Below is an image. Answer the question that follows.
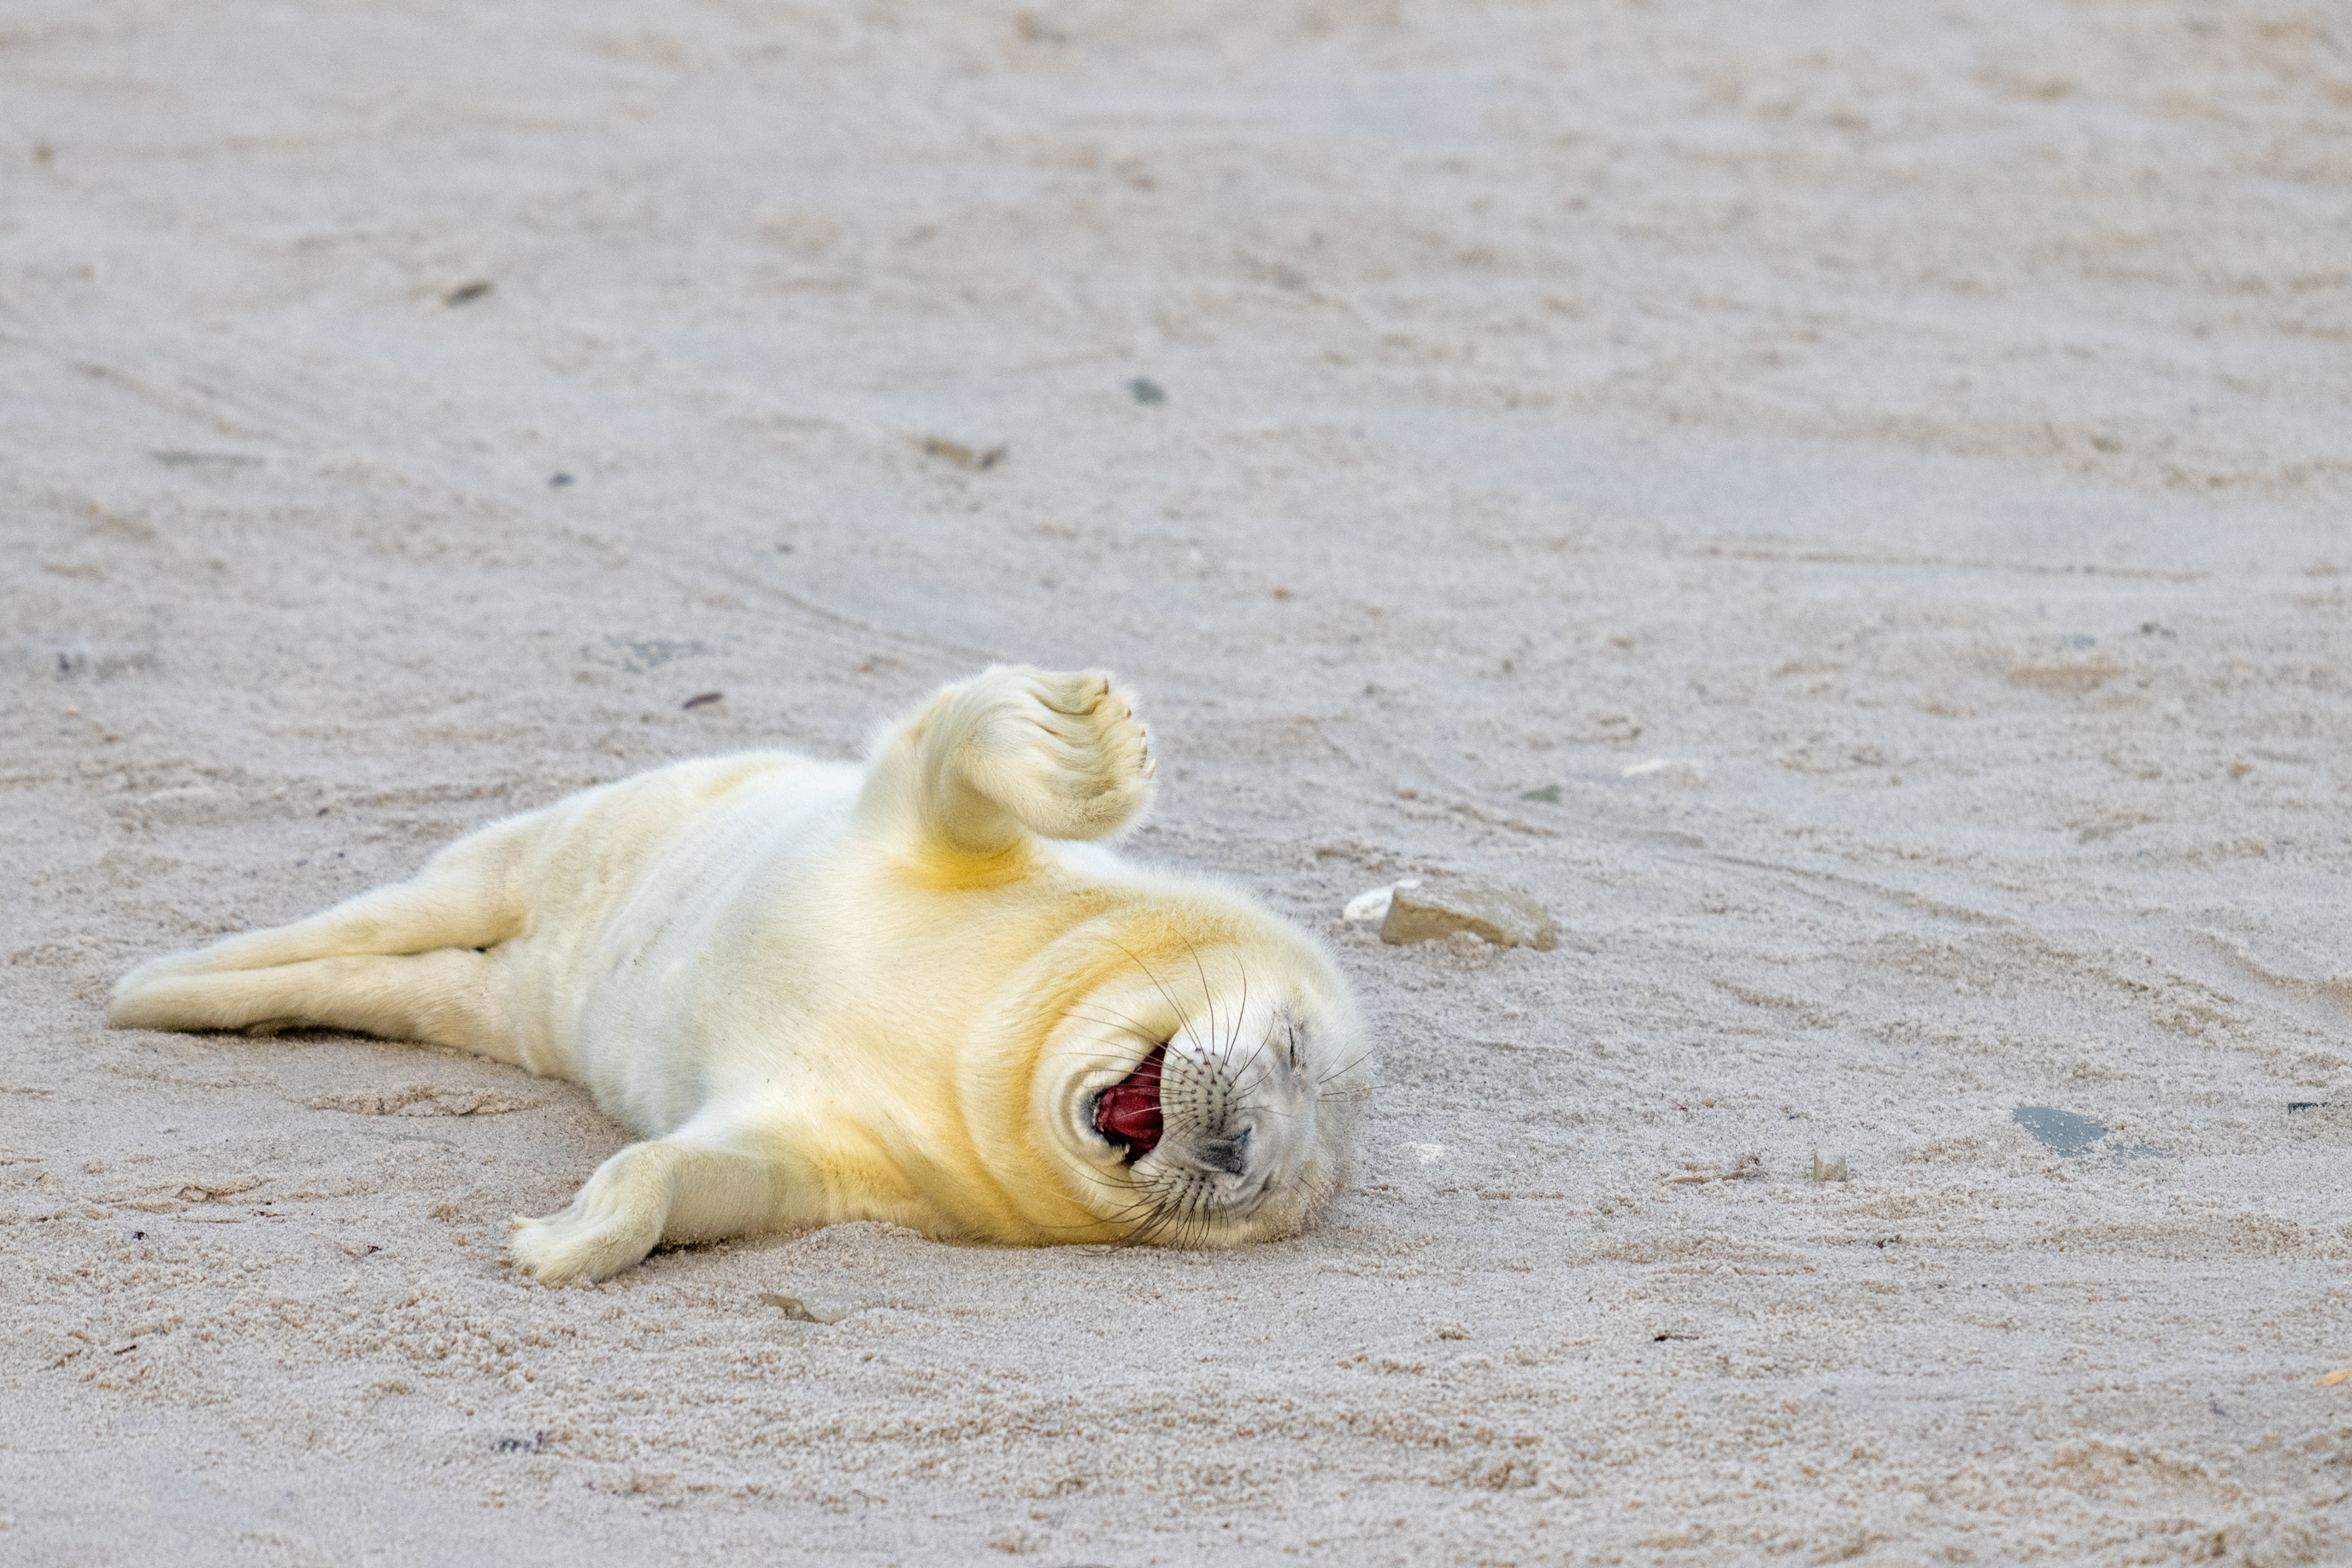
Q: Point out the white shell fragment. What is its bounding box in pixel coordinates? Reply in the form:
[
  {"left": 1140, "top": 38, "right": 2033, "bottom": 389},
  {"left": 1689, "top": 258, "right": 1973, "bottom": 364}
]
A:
[
  {"left": 1343, "top": 878, "right": 1421, "bottom": 922},
  {"left": 1621, "top": 757, "right": 1708, "bottom": 787}
]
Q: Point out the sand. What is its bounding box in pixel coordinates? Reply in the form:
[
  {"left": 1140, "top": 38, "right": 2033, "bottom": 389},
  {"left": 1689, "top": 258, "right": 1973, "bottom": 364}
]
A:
[{"left": 3, "top": 1, "right": 2349, "bottom": 1562}]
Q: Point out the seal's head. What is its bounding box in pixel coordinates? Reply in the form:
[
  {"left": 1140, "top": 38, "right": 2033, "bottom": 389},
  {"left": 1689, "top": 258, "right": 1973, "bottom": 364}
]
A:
[{"left": 1019, "top": 906, "right": 1370, "bottom": 1246}]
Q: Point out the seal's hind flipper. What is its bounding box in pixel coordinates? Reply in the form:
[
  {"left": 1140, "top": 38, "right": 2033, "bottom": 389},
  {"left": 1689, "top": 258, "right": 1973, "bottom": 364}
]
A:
[
  {"left": 108, "top": 804, "right": 547, "bottom": 1055},
  {"left": 107, "top": 947, "right": 521, "bottom": 1060}
]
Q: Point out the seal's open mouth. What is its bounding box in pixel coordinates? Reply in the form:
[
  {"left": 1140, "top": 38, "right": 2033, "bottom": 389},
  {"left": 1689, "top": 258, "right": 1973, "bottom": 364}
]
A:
[{"left": 1093, "top": 1045, "right": 1165, "bottom": 1162}]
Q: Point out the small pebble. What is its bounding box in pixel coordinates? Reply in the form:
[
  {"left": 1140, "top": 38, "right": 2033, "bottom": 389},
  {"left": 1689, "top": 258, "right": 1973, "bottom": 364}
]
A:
[
  {"left": 920, "top": 435, "right": 1007, "bottom": 470},
  {"left": 1130, "top": 378, "right": 1166, "bottom": 404},
  {"left": 758, "top": 1291, "right": 856, "bottom": 1324},
  {"left": 443, "top": 279, "right": 494, "bottom": 307}
]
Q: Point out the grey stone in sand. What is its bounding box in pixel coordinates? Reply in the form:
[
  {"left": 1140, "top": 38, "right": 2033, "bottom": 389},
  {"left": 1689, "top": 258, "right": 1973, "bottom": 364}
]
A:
[
  {"left": 599, "top": 635, "right": 710, "bottom": 674},
  {"left": 1381, "top": 874, "right": 1555, "bottom": 950},
  {"left": 32, "top": 642, "right": 159, "bottom": 680},
  {"left": 2014, "top": 1105, "right": 2104, "bottom": 1157}
]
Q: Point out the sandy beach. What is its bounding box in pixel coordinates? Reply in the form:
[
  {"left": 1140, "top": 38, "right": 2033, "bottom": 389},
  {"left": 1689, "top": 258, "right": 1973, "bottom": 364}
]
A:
[{"left": 3, "top": 1, "right": 2349, "bottom": 1562}]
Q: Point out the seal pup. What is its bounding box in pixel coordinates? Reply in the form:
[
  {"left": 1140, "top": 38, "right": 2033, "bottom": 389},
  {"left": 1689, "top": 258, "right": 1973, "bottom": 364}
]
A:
[{"left": 109, "top": 666, "right": 1371, "bottom": 1282}]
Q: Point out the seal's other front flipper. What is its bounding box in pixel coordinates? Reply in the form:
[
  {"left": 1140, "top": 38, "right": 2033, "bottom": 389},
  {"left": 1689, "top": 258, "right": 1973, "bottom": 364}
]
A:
[{"left": 509, "top": 1132, "right": 789, "bottom": 1284}]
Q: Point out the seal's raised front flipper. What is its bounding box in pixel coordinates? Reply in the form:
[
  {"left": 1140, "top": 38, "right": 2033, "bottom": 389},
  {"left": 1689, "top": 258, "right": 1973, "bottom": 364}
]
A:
[{"left": 858, "top": 664, "right": 1155, "bottom": 859}]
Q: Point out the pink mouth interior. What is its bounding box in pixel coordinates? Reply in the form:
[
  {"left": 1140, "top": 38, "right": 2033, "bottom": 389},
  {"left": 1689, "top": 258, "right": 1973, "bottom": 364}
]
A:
[{"left": 1093, "top": 1045, "right": 1165, "bottom": 1160}]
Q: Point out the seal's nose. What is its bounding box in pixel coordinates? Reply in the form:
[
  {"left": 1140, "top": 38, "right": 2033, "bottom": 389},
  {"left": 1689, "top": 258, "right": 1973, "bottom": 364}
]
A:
[{"left": 1195, "top": 1127, "right": 1250, "bottom": 1176}]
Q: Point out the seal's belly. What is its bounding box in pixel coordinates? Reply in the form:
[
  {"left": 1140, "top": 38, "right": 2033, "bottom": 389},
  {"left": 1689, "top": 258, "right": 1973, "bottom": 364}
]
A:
[
  {"left": 499, "top": 754, "right": 858, "bottom": 1128},
  {"left": 478, "top": 741, "right": 1231, "bottom": 1244},
  {"left": 501, "top": 753, "right": 1112, "bottom": 1222}
]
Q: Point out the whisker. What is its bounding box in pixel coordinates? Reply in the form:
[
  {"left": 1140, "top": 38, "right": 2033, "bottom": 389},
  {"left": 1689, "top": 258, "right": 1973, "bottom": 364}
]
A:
[
  {"left": 1317, "top": 1048, "right": 1373, "bottom": 1087},
  {"left": 1062, "top": 995, "right": 1167, "bottom": 1040},
  {"left": 1060, "top": 1007, "right": 1157, "bottom": 1042},
  {"left": 1111, "top": 940, "right": 1194, "bottom": 1039},
  {"left": 1181, "top": 936, "right": 1218, "bottom": 1062}
]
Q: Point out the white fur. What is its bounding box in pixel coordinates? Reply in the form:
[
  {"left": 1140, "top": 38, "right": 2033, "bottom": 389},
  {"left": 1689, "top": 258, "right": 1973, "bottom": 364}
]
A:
[{"left": 111, "top": 667, "right": 1370, "bottom": 1282}]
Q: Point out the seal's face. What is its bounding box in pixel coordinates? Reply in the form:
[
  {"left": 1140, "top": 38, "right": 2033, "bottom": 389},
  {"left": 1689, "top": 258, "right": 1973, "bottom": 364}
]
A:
[{"left": 1038, "top": 943, "right": 1367, "bottom": 1246}]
